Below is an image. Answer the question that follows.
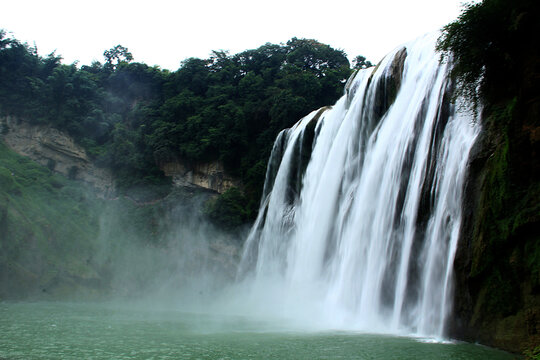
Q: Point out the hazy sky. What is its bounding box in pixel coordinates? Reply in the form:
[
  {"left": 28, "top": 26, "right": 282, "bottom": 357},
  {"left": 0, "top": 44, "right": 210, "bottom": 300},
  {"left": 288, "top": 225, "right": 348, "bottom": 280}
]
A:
[{"left": 2, "top": 0, "right": 467, "bottom": 70}]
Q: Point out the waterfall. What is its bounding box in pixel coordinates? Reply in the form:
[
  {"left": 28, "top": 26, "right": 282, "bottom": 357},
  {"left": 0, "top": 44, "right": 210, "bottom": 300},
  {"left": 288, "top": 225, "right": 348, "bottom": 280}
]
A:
[{"left": 237, "top": 33, "right": 479, "bottom": 338}]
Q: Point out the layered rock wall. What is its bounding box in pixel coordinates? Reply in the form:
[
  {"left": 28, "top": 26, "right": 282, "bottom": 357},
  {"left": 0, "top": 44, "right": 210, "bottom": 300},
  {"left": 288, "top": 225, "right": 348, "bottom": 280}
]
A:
[
  {"left": 160, "top": 159, "right": 241, "bottom": 194},
  {"left": 1, "top": 117, "right": 115, "bottom": 196},
  {"left": 1, "top": 117, "right": 242, "bottom": 196}
]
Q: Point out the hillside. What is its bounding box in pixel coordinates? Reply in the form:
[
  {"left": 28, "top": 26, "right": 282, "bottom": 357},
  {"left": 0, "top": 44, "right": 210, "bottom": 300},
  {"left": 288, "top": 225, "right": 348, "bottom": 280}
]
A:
[{"left": 0, "top": 138, "right": 240, "bottom": 300}]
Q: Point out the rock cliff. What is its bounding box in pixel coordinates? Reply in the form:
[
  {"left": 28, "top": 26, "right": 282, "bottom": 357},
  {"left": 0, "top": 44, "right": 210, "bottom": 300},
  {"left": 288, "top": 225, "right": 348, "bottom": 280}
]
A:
[
  {"left": 160, "top": 159, "right": 241, "bottom": 194},
  {"left": 451, "top": 91, "right": 540, "bottom": 354},
  {"left": 1, "top": 117, "right": 242, "bottom": 197},
  {"left": 1, "top": 117, "right": 115, "bottom": 196}
]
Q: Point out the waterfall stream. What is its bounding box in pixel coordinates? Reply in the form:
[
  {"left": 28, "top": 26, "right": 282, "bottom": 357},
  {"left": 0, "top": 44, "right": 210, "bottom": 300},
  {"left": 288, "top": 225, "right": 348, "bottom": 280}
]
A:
[{"left": 237, "top": 33, "right": 479, "bottom": 338}]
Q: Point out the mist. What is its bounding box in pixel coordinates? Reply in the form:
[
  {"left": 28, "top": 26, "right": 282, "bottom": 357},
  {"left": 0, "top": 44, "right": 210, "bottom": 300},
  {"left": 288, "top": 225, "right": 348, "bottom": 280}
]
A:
[{"left": 85, "top": 187, "right": 248, "bottom": 311}]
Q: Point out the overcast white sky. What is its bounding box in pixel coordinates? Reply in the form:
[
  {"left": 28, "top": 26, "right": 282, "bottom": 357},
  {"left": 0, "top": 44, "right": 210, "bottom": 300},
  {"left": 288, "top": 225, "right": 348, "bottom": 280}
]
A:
[{"left": 1, "top": 0, "right": 467, "bottom": 70}]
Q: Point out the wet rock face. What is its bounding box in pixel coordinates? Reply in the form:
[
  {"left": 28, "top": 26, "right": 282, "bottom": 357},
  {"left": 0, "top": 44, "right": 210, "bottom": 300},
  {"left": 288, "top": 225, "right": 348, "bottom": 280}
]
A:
[
  {"left": 0, "top": 117, "right": 241, "bottom": 196},
  {"left": 388, "top": 47, "right": 408, "bottom": 98},
  {"left": 1, "top": 117, "right": 115, "bottom": 196},
  {"left": 370, "top": 47, "right": 408, "bottom": 123},
  {"left": 450, "top": 95, "right": 540, "bottom": 353},
  {"left": 160, "top": 159, "right": 241, "bottom": 194}
]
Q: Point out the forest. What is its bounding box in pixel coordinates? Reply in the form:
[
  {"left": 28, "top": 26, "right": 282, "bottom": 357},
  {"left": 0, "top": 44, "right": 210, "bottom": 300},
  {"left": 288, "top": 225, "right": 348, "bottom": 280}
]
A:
[{"left": 0, "top": 33, "right": 372, "bottom": 225}]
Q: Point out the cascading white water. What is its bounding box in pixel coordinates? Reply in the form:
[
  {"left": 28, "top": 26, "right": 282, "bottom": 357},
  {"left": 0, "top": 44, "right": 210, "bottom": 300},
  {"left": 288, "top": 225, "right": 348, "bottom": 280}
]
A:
[{"left": 237, "top": 33, "right": 479, "bottom": 338}]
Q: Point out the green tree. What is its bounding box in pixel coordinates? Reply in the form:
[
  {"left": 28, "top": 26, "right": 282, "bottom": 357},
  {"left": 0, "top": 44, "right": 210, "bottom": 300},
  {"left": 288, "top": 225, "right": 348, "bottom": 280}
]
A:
[
  {"left": 285, "top": 37, "right": 350, "bottom": 77},
  {"left": 437, "top": 0, "right": 539, "bottom": 104},
  {"left": 103, "top": 45, "right": 133, "bottom": 69},
  {"left": 204, "top": 187, "right": 249, "bottom": 229},
  {"left": 352, "top": 55, "right": 373, "bottom": 69}
]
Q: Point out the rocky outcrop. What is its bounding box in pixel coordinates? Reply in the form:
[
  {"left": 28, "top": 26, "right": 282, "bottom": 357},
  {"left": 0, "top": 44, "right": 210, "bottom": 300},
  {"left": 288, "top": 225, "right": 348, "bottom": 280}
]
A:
[
  {"left": 368, "top": 47, "right": 407, "bottom": 123},
  {"left": 160, "top": 159, "right": 241, "bottom": 194},
  {"left": 451, "top": 94, "right": 540, "bottom": 354},
  {"left": 1, "top": 117, "right": 115, "bottom": 196}
]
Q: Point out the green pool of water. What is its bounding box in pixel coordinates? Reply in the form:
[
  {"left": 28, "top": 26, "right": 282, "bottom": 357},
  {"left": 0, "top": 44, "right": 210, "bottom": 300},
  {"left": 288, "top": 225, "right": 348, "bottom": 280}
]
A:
[{"left": 0, "top": 302, "right": 514, "bottom": 359}]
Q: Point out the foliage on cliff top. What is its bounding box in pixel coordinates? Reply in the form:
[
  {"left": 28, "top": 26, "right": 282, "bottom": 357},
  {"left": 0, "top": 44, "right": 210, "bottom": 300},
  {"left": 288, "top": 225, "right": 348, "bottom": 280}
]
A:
[
  {"left": 437, "top": 0, "right": 540, "bottom": 105},
  {"left": 0, "top": 31, "right": 362, "bottom": 219}
]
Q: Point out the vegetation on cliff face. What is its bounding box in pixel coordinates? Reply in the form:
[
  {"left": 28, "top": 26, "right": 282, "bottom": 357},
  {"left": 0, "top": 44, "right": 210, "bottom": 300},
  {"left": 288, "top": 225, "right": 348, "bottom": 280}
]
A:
[
  {"left": 437, "top": 0, "right": 539, "bottom": 106},
  {"left": 438, "top": 0, "right": 540, "bottom": 354},
  {"left": 0, "top": 140, "right": 240, "bottom": 299},
  {"left": 0, "top": 31, "right": 361, "bottom": 225},
  {"left": 0, "top": 140, "right": 102, "bottom": 298}
]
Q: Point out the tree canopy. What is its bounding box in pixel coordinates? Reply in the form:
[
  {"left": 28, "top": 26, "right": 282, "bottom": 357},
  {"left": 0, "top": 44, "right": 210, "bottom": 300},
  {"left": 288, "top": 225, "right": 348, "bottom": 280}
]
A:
[
  {"left": 0, "top": 31, "right": 366, "bottom": 222},
  {"left": 103, "top": 45, "right": 133, "bottom": 69},
  {"left": 437, "top": 0, "right": 540, "bottom": 105}
]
